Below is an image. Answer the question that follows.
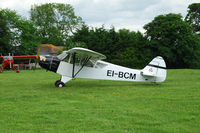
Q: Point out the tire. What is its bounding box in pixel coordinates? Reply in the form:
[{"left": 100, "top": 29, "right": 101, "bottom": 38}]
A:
[
  {"left": 55, "top": 80, "right": 61, "bottom": 86},
  {"left": 55, "top": 81, "right": 65, "bottom": 87}
]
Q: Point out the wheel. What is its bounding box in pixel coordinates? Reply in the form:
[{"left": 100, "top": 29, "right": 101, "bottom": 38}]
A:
[
  {"left": 55, "top": 81, "right": 65, "bottom": 87},
  {"left": 55, "top": 80, "right": 61, "bottom": 86}
]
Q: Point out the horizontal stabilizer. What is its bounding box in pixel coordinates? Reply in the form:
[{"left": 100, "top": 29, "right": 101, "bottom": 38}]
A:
[{"left": 141, "top": 70, "right": 156, "bottom": 77}]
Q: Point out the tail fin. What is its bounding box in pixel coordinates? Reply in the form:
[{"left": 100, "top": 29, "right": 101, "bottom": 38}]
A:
[{"left": 141, "top": 56, "right": 167, "bottom": 82}]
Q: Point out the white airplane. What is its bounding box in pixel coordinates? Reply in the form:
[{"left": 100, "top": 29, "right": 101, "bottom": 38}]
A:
[{"left": 39, "top": 47, "right": 167, "bottom": 87}]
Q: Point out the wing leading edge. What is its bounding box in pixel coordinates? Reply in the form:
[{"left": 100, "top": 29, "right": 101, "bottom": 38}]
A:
[{"left": 66, "top": 47, "right": 106, "bottom": 61}]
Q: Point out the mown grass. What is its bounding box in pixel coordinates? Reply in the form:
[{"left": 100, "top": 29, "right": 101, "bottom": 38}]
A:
[{"left": 0, "top": 69, "right": 200, "bottom": 133}]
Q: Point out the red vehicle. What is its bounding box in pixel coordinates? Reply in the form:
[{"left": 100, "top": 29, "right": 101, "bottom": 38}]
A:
[
  {"left": 0, "top": 55, "right": 18, "bottom": 73},
  {"left": 0, "top": 55, "right": 37, "bottom": 73}
]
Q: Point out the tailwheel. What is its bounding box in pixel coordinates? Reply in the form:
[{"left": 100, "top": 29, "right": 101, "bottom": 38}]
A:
[{"left": 55, "top": 80, "right": 65, "bottom": 87}]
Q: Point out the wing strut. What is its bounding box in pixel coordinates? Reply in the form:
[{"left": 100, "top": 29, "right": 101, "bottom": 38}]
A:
[
  {"left": 72, "top": 53, "right": 91, "bottom": 78},
  {"left": 72, "top": 53, "right": 76, "bottom": 78}
]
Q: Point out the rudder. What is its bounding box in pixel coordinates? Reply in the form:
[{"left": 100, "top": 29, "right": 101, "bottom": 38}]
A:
[{"left": 141, "top": 56, "right": 167, "bottom": 82}]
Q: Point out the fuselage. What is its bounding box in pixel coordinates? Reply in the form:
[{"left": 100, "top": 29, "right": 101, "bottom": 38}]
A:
[
  {"left": 38, "top": 47, "right": 166, "bottom": 87},
  {"left": 39, "top": 56, "right": 165, "bottom": 83}
]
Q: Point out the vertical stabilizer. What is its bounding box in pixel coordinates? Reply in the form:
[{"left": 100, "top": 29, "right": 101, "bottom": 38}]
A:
[{"left": 141, "top": 56, "right": 167, "bottom": 82}]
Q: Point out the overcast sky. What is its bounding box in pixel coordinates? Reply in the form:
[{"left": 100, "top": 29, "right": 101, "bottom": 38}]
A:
[{"left": 0, "top": 0, "right": 199, "bottom": 32}]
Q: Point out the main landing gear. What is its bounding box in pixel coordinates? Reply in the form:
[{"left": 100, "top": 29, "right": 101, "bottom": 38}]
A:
[
  {"left": 55, "top": 80, "right": 65, "bottom": 87},
  {"left": 55, "top": 76, "right": 72, "bottom": 87}
]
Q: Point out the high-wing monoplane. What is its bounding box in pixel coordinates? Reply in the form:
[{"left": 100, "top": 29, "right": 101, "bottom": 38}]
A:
[{"left": 39, "top": 47, "right": 167, "bottom": 87}]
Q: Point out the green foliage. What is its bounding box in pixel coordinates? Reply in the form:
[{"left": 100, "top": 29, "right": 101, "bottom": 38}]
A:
[
  {"left": 185, "top": 3, "right": 200, "bottom": 35},
  {"left": 115, "top": 30, "right": 153, "bottom": 68},
  {"left": 0, "top": 9, "right": 19, "bottom": 55},
  {"left": 0, "top": 9, "right": 40, "bottom": 55},
  {"left": 30, "top": 3, "right": 84, "bottom": 46},
  {"left": 59, "top": 42, "right": 88, "bottom": 54},
  {"left": 0, "top": 10, "right": 11, "bottom": 54},
  {"left": 66, "top": 42, "right": 87, "bottom": 50},
  {"left": 144, "top": 13, "right": 200, "bottom": 68},
  {"left": 0, "top": 69, "right": 200, "bottom": 132},
  {"left": 16, "top": 20, "right": 40, "bottom": 55}
]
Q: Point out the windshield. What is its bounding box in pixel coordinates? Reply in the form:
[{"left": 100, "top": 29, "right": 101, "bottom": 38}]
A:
[{"left": 57, "top": 52, "right": 68, "bottom": 60}]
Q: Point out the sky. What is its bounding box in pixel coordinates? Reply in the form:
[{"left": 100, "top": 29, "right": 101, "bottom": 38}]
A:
[{"left": 0, "top": 0, "right": 199, "bottom": 32}]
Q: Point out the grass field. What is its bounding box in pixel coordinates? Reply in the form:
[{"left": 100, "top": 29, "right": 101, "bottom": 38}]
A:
[{"left": 0, "top": 69, "right": 200, "bottom": 133}]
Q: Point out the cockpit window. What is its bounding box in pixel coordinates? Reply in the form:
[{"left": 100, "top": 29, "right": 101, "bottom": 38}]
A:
[
  {"left": 73, "top": 56, "right": 94, "bottom": 67},
  {"left": 62, "top": 53, "right": 95, "bottom": 67},
  {"left": 61, "top": 53, "right": 108, "bottom": 68},
  {"left": 57, "top": 52, "right": 68, "bottom": 60},
  {"left": 85, "top": 60, "right": 94, "bottom": 67},
  {"left": 63, "top": 54, "right": 70, "bottom": 62}
]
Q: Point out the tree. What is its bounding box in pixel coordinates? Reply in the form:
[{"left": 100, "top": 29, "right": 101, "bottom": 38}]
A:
[
  {"left": 30, "top": 3, "right": 84, "bottom": 46},
  {"left": 144, "top": 13, "right": 200, "bottom": 68},
  {"left": 16, "top": 20, "right": 40, "bottom": 55},
  {"left": 0, "top": 10, "right": 11, "bottom": 55},
  {"left": 0, "top": 9, "right": 22, "bottom": 55},
  {"left": 113, "top": 30, "right": 152, "bottom": 68},
  {"left": 0, "top": 9, "right": 40, "bottom": 55},
  {"left": 185, "top": 3, "right": 200, "bottom": 35}
]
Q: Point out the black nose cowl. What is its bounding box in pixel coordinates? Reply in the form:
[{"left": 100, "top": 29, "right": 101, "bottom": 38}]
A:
[{"left": 39, "top": 56, "right": 60, "bottom": 72}]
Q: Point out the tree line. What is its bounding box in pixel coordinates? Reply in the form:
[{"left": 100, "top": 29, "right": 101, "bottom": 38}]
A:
[{"left": 0, "top": 3, "right": 200, "bottom": 68}]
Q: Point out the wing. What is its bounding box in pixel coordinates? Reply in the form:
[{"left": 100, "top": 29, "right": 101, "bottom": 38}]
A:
[{"left": 66, "top": 47, "right": 106, "bottom": 61}]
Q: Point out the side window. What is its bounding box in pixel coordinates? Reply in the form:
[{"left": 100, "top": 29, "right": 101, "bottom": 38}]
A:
[
  {"left": 77, "top": 57, "right": 94, "bottom": 67},
  {"left": 95, "top": 62, "right": 107, "bottom": 68},
  {"left": 67, "top": 54, "right": 83, "bottom": 65},
  {"left": 85, "top": 60, "right": 94, "bottom": 67}
]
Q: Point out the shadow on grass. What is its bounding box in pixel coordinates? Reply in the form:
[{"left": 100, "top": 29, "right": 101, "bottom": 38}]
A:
[{"left": 55, "top": 79, "right": 164, "bottom": 89}]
